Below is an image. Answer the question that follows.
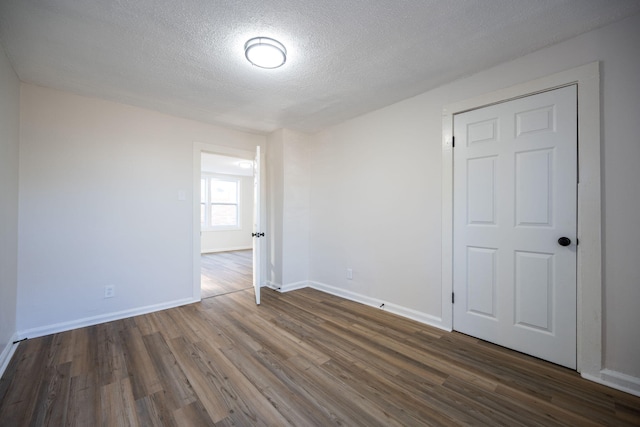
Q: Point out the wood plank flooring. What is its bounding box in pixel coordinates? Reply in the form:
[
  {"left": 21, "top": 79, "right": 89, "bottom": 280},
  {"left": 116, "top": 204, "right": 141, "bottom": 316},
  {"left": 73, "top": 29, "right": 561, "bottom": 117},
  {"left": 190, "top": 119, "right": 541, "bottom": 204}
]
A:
[
  {"left": 201, "top": 250, "right": 252, "bottom": 299},
  {"left": 1, "top": 287, "right": 639, "bottom": 426}
]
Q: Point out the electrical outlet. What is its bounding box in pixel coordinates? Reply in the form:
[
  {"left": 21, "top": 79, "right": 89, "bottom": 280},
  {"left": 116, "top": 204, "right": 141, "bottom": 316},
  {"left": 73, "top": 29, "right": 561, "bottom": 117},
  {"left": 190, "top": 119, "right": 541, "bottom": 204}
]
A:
[
  {"left": 346, "top": 268, "right": 353, "bottom": 280},
  {"left": 104, "top": 285, "right": 115, "bottom": 298}
]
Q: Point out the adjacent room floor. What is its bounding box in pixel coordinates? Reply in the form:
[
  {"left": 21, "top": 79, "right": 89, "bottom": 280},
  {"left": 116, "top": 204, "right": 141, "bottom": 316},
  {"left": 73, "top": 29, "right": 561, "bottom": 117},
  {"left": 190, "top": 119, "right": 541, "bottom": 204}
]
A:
[{"left": 200, "top": 249, "right": 252, "bottom": 299}]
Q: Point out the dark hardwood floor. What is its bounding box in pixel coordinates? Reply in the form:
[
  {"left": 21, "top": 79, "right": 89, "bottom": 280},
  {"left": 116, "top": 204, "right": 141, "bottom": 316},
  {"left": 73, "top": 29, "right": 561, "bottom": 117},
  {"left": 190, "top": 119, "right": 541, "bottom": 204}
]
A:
[
  {"left": 1, "top": 287, "right": 639, "bottom": 426},
  {"left": 201, "top": 250, "right": 252, "bottom": 299}
]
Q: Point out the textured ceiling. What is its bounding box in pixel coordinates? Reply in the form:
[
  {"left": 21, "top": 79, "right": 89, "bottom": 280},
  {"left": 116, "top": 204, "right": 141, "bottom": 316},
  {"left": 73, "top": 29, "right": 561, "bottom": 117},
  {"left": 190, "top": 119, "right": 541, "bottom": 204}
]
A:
[{"left": 1, "top": 1, "right": 639, "bottom": 134}]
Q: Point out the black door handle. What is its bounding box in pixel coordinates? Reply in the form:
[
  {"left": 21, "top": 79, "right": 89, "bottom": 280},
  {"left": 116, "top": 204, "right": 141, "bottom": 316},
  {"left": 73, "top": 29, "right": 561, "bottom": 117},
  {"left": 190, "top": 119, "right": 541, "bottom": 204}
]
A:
[{"left": 558, "top": 237, "right": 571, "bottom": 247}]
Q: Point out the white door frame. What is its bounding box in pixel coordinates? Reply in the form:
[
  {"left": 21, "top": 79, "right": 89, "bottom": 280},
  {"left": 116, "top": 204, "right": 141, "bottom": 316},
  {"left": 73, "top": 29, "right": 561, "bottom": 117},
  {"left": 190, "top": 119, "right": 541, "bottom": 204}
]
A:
[
  {"left": 192, "top": 142, "right": 266, "bottom": 301},
  {"left": 441, "top": 62, "right": 601, "bottom": 377}
]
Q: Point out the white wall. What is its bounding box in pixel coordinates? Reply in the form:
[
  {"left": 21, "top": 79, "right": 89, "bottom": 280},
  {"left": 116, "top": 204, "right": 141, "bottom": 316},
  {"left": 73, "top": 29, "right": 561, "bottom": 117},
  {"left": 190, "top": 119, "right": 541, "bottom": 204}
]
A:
[
  {"left": 267, "top": 129, "right": 310, "bottom": 289},
  {"left": 17, "top": 84, "right": 264, "bottom": 335},
  {"left": 282, "top": 130, "right": 310, "bottom": 286},
  {"left": 308, "top": 13, "right": 640, "bottom": 387},
  {"left": 267, "top": 130, "right": 284, "bottom": 286},
  {"left": 309, "top": 96, "right": 442, "bottom": 320},
  {"left": 0, "top": 43, "right": 20, "bottom": 368},
  {"left": 200, "top": 174, "right": 254, "bottom": 253}
]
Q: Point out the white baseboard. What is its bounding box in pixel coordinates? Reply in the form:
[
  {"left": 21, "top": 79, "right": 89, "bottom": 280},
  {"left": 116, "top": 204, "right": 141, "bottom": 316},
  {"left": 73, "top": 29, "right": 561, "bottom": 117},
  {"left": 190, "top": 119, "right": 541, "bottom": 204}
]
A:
[
  {"left": 308, "top": 281, "right": 449, "bottom": 332},
  {"left": 582, "top": 369, "right": 640, "bottom": 397},
  {"left": 264, "top": 281, "right": 280, "bottom": 290},
  {"left": 265, "top": 281, "right": 309, "bottom": 293},
  {"left": 201, "top": 246, "right": 252, "bottom": 254},
  {"left": 0, "top": 333, "right": 18, "bottom": 377},
  {"left": 0, "top": 332, "right": 19, "bottom": 378},
  {"left": 17, "top": 297, "right": 199, "bottom": 340},
  {"left": 280, "top": 281, "right": 310, "bottom": 292}
]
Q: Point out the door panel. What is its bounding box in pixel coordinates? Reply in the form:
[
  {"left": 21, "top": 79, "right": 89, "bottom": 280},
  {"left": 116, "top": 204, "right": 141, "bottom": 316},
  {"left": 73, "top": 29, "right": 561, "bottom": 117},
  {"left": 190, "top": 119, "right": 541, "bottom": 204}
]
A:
[
  {"left": 467, "top": 157, "right": 497, "bottom": 225},
  {"left": 453, "top": 85, "right": 577, "bottom": 369},
  {"left": 466, "top": 246, "right": 497, "bottom": 318},
  {"left": 515, "top": 149, "right": 553, "bottom": 226},
  {"left": 514, "top": 250, "right": 553, "bottom": 332}
]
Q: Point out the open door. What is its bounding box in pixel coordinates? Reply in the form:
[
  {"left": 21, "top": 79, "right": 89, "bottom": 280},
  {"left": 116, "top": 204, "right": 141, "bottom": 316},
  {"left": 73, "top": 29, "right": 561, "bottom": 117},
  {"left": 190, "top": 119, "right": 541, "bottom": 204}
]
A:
[{"left": 252, "top": 146, "right": 262, "bottom": 304}]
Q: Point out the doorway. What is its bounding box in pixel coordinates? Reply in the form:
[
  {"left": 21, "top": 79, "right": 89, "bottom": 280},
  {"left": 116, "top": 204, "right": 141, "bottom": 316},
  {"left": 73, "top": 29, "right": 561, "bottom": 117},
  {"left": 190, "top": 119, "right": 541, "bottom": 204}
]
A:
[
  {"left": 441, "top": 62, "right": 602, "bottom": 379},
  {"left": 193, "top": 142, "right": 264, "bottom": 304},
  {"left": 200, "top": 152, "right": 254, "bottom": 298}
]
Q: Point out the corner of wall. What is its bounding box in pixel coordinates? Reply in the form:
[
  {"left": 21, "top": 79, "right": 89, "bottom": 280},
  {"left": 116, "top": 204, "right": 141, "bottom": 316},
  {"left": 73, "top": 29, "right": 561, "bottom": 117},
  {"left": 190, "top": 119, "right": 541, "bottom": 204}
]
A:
[
  {"left": 267, "top": 280, "right": 309, "bottom": 293},
  {"left": 0, "top": 40, "right": 20, "bottom": 380}
]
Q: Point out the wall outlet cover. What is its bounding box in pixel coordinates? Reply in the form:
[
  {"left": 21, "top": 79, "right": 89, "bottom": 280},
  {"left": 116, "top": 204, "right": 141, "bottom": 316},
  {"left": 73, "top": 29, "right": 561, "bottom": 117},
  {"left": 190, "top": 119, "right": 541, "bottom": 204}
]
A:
[{"left": 104, "top": 285, "right": 115, "bottom": 298}]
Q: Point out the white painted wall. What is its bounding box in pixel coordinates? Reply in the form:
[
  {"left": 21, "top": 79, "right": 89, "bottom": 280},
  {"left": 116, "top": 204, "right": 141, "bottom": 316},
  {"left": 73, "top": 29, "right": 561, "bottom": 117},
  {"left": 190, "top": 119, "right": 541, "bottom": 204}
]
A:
[
  {"left": 309, "top": 96, "right": 441, "bottom": 317},
  {"left": 0, "top": 43, "right": 20, "bottom": 369},
  {"left": 200, "top": 174, "right": 254, "bottom": 253},
  {"left": 282, "top": 130, "right": 310, "bottom": 287},
  {"left": 266, "top": 129, "right": 310, "bottom": 289},
  {"left": 267, "top": 130, "right": 284, "bottom": 287},
  {"left": 17, "top": 84, "right": 264, "bottom": 335},
  {"left": 308, "top": 13, "right": 640, "bottom": 387}
]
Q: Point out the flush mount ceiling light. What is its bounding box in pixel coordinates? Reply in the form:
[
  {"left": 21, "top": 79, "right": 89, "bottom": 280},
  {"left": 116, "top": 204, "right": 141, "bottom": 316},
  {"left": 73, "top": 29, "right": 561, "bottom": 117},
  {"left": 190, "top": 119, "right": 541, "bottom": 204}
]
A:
[{"left": 244, "top": 37, "right": 286, "bottom": 69}]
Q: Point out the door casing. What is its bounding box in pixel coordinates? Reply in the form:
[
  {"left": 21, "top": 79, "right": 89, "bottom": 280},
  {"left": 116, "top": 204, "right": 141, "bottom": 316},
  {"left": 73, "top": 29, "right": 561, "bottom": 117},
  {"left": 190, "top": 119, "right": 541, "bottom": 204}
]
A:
[{"left": 441, "top": 62, "right": 601, "bottom": 376}]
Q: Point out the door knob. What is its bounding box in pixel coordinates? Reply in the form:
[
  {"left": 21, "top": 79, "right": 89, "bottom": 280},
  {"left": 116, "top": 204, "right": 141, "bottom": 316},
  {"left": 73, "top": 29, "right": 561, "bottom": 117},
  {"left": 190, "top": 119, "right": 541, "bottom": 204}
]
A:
[{"left": 558, "top": 237, "right": 571, "bottom": 247}]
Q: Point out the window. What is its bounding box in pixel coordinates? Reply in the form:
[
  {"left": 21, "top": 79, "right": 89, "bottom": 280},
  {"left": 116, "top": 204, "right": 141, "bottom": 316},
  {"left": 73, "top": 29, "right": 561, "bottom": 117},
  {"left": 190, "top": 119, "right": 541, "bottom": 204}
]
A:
[{"left": 201, "top": 175, "right": 240, "bottom": 230}]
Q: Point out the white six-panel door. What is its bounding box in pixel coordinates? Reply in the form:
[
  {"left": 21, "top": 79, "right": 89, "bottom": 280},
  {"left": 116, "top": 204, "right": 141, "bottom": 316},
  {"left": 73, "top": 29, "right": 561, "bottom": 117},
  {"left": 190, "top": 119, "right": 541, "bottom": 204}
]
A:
[{"left": 453, "top": 86, "right": 577, "bottom": 369}]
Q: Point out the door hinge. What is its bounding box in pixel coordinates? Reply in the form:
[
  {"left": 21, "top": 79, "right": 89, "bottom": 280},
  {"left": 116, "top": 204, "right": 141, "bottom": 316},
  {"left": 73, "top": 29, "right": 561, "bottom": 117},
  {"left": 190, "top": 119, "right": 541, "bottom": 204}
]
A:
[
  {"left": 452, "top": 292, "right": 455, "bottom": 304},
  {"left": 252, "top": 232, "right": 265, "bottom": 238},
  {"left": 452, "top": 136, "right": 455, "bottom": 148}
]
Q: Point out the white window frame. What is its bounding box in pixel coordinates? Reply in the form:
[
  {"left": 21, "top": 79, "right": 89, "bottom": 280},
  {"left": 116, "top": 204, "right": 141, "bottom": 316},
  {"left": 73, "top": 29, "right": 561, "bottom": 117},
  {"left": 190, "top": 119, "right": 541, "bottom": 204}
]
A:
[{"left": 201, "top": 174, "right": 241, "bottom": 231}]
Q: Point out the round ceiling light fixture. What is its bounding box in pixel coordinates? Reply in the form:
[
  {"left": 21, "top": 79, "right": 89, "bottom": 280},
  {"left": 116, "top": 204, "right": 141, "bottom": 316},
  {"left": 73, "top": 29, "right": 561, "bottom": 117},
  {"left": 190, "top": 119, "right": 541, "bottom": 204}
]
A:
[{"left": 244, "top": 37, "right": 286, "bottom": 69}]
